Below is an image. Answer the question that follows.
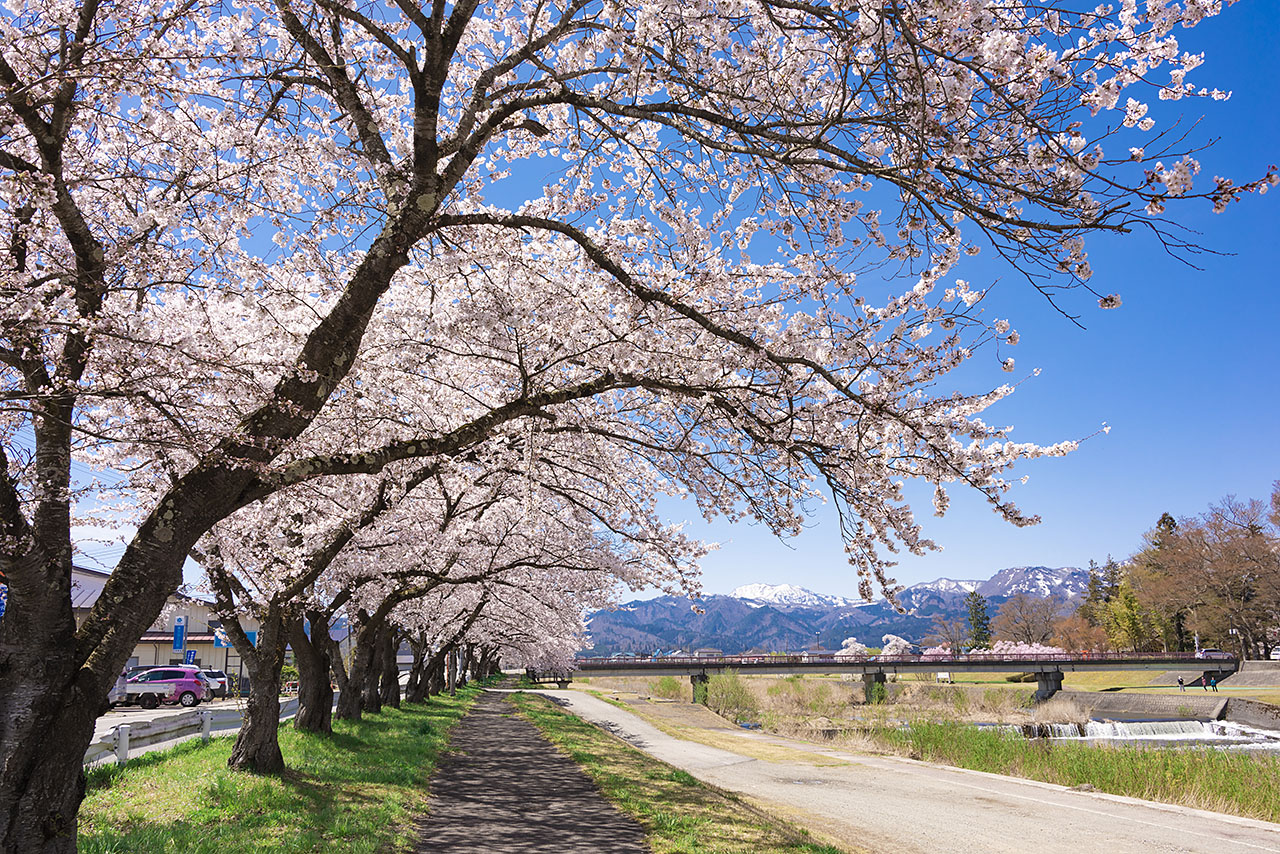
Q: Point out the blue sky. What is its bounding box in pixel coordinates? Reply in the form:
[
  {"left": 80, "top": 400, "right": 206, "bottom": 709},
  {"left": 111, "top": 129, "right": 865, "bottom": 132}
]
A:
[{"left": 647, "top": 2, "right": 1280, "bottom": 599}]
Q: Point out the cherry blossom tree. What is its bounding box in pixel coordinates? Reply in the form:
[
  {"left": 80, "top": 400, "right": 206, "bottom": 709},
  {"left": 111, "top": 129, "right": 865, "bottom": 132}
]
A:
[
  {"left": 835, "top": 636, "right": 870, "bottom": 658},
  {"left": 880, "top": 633, "right": 914, "bottom": 656},
  {"left": 1, "top": 0, "right": 1271, "bottom": 847}
]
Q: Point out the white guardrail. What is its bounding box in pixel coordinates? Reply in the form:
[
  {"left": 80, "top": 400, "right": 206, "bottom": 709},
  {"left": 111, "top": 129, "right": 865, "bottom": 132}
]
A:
[{"left": 83, "top": 698, "right": 300, "bottom": 768}]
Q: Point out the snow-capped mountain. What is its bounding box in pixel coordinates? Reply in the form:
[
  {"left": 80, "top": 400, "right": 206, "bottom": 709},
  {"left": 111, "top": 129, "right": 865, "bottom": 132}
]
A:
[
  {"left": 729, "top": 583, "right": 857, "bottom": 609},
  {"left": 583, "top": 565, "right": 1091, "bottom": 655},
  {"left": 906, "top": 577, "right": 981, "bottom": 595},
  {"left": 977, "top": 566, "right": 1090, "bottom": 600}
]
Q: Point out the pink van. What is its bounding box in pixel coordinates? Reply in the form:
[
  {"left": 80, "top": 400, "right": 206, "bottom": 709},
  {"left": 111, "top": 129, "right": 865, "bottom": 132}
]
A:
[{"left": 123, "top": 666, "right": 213, "bottom": 708}]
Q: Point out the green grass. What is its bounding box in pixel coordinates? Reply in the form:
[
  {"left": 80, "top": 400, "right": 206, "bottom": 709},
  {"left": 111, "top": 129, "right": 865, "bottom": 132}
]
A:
[
  {"left": 78, "top": 687, "right": 483, "bottom": 853},
  {"left": 511, "top": 693, "right": 850, "bottom": 853},
  {"left": 874, "top": 720, "right": 1280, "bottom": 822}
]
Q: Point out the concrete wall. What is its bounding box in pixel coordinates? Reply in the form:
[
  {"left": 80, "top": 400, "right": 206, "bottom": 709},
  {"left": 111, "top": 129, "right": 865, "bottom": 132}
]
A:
[
  {"left": 1057, "top": 690, "right": 1228, "bottom": 720},
  {"left": 1223, "top": 697, "right": 1280, "bottom": 729},
  {"left": 1222, "top": 660, "right": 1280, "bottom": 687}
]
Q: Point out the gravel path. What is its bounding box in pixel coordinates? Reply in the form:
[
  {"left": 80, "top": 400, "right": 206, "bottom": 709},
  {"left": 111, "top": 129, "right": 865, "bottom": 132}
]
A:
[
  {"left": 534, "top": 689, "right": 1280, "bottom": 854},
  {"left": 412, "top": 689, "right": 648, "bottom": 853}
]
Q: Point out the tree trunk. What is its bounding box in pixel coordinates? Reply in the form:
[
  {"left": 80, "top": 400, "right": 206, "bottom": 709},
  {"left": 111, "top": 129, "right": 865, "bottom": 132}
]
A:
[
  {"left": 378, "top": 629, "right": 400, "bottom": 709},
  {"left": 425, "top": 653, "right": 446, "bottom": 697},
  {"left": 404, "top": 636, "right": 425, "bottom": 703},
  {"left": 227, "top": 612, "right": 287, "bottom": 774},
  {"left": 362, "top": 627, "right": 383, "bottom": 715},
  {"left": 445, "top": 649, "right": 457, "bottom": 696},
  {"left": 335, "top": 607, "right": 395, "bottom": 721},
  {"left": 0, "top": 526, "right": 186, "bottom": 851},
  {"left": 0, "top": 659, "right": 98, "bottom": 854},
  {"left": 289, "top": 611, "right": 334, "bottom": 734}
]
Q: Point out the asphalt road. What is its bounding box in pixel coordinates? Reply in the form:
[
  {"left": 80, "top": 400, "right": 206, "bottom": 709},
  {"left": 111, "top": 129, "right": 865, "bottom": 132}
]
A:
[{"left": 531, "top": 689, "right": 1280, "bottom": 854}]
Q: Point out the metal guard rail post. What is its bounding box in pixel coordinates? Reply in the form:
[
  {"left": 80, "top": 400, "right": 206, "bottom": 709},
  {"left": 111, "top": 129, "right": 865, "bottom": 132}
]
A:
[{"left": 83, "top": 698, "right": 301, "bottom": 768}]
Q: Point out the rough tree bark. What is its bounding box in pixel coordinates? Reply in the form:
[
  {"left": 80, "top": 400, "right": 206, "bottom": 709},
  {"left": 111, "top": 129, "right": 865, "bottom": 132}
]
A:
[
  {"left": 377, "top": 629, "right": 400, "bottom": 709},
  {"left": 225, "top": 610, "right": 289, "bottom": 774},
  {"left": 335, "top": 610, "right": 385, "bottom": 721},
  {"left": 404, "top": 635, "right": 428, "bottom": 703},
  {"left": 289, "top": 610, "right": 334, "bottom": 735}
]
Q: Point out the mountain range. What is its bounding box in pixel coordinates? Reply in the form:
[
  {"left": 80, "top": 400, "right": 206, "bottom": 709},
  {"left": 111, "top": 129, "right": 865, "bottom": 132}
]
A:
[{"left": 583, "top": 565, "right": 1089, "bottom": 656}]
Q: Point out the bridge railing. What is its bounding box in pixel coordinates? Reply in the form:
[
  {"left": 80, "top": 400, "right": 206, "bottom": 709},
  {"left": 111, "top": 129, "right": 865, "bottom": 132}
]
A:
[{"left": 571, "top": 650, "right": 1235, "bottom": 669}]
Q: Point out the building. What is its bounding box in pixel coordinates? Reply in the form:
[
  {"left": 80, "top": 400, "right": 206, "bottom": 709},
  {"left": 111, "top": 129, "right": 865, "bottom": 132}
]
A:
[{"left": 69, "top": 566, "right": 260, "bottom": 678}]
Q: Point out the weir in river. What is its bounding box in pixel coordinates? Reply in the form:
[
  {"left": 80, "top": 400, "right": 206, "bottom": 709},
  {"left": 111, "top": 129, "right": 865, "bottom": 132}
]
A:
[{"left": 1013, "top": 719, "right": 1280, "bottom": 750}]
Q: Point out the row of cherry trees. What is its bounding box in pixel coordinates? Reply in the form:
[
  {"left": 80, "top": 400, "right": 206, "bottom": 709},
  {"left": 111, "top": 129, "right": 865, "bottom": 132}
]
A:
[{"left": 1, "top": 0, "right": 1270, "bottom": 849}]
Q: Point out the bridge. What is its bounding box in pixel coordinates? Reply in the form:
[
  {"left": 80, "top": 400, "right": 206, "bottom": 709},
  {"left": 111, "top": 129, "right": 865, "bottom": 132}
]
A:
[{"left": 567, "top": 652, "right": 1239, "bottom": 702}]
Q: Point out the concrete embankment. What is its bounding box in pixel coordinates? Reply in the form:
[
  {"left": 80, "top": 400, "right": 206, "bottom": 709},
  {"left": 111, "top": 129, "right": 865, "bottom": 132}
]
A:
[
  {"left": 1059, "top": 690, "right": 1228, "bottom": 720},
  {"left": 1223, "top": 697, "right": 1280, "bottom": 730},
  {"left": 1224, "top": 661, "right": 1280, "bottom": 688}
]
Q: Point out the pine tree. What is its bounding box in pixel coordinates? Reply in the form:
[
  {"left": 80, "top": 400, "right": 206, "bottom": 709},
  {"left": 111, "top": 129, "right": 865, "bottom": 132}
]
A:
[
  {"left": 1102, "top": 555, "right": 1123, "bottom": 595},
  {"left": 965, "top": 589, "right": 992, "bottom": 649},
  {"left": 1079, "top": 560, "right": 1106, "bottom": 626}
]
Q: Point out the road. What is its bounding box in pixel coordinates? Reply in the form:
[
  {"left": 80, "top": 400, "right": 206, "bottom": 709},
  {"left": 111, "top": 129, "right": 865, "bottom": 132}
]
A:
[{"left": 530, "top": 689, "right": 1280, "bottom": 854}]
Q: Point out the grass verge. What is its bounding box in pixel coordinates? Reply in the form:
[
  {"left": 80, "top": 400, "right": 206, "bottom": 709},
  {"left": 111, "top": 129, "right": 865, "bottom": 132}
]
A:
[
  {"left": 78, "top": 687, "right": 483, "bottom": 854},
  {"left": 875, "top": 720, "right": 1280, "bottom": 822},
  {"left": 510, "top": 692, "right": 850, "bottom": 854}
]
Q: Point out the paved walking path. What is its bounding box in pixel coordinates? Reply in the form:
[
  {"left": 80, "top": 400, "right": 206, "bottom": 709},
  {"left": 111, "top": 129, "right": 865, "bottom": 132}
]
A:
[
  {"left": 412, "top": 689, "right": 647, "bottom": 852},
  {"left": 534, "top": 689, "right": 1280, "bottom": 854}
]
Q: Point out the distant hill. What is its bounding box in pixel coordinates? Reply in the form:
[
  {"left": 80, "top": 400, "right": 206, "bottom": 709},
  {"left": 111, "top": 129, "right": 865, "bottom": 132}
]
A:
[{"left": 583, "top": 566, "right": 1089, "bottom": 656}]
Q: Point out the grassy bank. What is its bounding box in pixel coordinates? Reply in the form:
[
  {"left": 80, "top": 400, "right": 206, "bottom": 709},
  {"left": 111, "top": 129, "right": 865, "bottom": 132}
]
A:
[
  {"left": 510, "top": 692, "right": 849, "bottom": 854},
  {"left": 79, "top": 687, "right": 482, "bottom": 854},
  {"left": 872, "top": 720, "right": 1280, "bottom": 822}
]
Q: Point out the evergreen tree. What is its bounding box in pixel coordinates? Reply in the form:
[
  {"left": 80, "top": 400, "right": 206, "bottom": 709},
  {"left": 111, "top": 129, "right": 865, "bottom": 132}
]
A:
[
  {"left": 1102, "top": 555, "right": 1123, "bottom": 595},
  {"left": 965, "top": 589, "right": 992, "bottom": 649},
  {"left": 1080, "top": 559, "right": 1107, "bottom": 626}
]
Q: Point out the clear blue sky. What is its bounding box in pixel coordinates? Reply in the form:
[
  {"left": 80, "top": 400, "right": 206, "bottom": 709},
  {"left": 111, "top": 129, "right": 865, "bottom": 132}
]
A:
[{"left": 648, "top": 1, "right": 1280, "bottom": 600}]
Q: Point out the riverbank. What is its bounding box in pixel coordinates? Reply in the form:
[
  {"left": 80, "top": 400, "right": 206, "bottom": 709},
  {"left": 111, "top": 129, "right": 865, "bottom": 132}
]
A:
[
  {"left": 540, "top": 689, "right": 1280, "bottom": 853},
  {"left": 573, "top": 673, "right": 1280, "bottom": 823}
]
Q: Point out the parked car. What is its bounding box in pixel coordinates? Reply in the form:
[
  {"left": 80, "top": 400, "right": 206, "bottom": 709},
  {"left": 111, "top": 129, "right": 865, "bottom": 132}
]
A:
[
  {"left": 122, "top": 666, "right": 212, "bottom": 708},
  {"left": 1195, "top": 647, "right": 1232, "bottom": 660},
  {"left": 200, "top": 669, "right": 229, "bottom": 699}
]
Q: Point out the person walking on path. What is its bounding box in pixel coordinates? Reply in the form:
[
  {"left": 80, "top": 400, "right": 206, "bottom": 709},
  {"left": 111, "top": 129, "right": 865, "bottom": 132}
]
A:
[
  {"left": 1210, "top": 676, "right": 1218, "bottom": 692},
  {"left": 412, "top": 687, "right": 648, "bottom": 853},
  {"left": 1201, "top": 675, "right": 1208, "bottom": 691},
  {"left": 1177, "top": 676, "right": 1185, "bottom": 692}
]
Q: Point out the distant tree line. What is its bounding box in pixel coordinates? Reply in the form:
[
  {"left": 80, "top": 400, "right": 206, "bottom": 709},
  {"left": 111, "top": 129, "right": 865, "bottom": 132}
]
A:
[{"left": 927, "top": 482, "right": 1279, "bottom": 659}]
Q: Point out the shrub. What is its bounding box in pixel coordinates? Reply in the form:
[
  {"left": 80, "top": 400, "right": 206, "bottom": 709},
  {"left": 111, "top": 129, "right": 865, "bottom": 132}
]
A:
[
  {"left": 868, "top": 681, "right": 889, "bottom": 705},
  {"left": 707, "top": 670, "right": 759, "bottom": 721},
  {"left": 649, "top": 675, "right": 685, "bottom": 700}
]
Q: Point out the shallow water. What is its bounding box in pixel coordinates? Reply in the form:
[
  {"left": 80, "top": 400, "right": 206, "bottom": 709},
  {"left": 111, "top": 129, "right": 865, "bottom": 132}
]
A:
[{"left": 1009, "top": 719, "right": 1280, "bottom": 752}]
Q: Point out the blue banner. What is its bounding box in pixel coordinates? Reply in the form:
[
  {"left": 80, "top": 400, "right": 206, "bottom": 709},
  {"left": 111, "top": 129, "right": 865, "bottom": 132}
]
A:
[
  {"left": 172, "top": 616, "right": 186, "bottom": 651},
  {"left": 0, "top": 583, "right": 7, "bottom": 621},
  {"left": 184, "top": 649, "right": 197, "bottom": 665}
]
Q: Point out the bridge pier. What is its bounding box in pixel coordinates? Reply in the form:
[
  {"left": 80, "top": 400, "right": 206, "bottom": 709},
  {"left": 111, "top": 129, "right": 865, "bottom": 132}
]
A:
[
  {"left": 1034, "top": 670, "right": 1064, "bottom": 701},
  {"left": 862, "top": 672, "right": 887, "bottom": 703},
  {"left": 691, "top": 672, "right": 710, "bottom": 705}
]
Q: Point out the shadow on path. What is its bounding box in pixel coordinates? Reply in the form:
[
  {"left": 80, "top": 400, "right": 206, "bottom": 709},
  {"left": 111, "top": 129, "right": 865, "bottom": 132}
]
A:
[{"left": 412, "top": 689, "right": 648, "bottom": 852}]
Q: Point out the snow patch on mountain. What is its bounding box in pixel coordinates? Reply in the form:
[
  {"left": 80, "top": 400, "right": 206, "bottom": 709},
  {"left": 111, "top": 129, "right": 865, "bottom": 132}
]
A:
[
  {"left": 730, "top": 583, "right": 856, "bottom": 608},
  {"left": 909, "top": 577, "right": 981, "bottom": 594}
]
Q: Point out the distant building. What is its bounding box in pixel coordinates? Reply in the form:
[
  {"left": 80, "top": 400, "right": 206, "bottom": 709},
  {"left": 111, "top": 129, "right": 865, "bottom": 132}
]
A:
[{"left": 71, "top": 565, "right": 260, "bottom": 678}]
